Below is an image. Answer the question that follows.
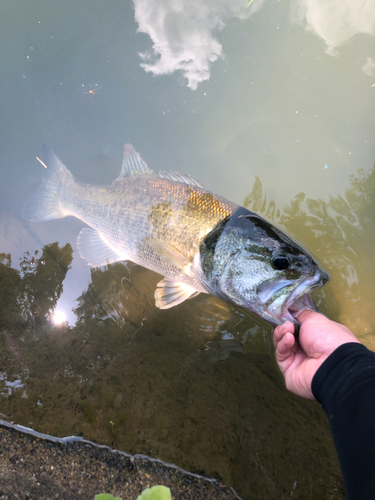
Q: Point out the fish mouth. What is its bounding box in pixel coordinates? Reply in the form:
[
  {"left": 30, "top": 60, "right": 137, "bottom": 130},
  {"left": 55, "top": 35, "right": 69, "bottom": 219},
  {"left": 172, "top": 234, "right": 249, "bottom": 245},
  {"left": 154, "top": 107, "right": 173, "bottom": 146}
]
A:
[
  {"left": 260, "top": 270, "right": 329, "bottom": 325},
  {"left": 280, "top": 274, "right": 321, "bottom": 323}
]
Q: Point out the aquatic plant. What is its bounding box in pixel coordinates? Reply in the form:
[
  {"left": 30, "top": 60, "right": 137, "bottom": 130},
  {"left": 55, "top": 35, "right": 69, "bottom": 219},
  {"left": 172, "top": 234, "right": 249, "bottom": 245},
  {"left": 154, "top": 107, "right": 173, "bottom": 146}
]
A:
[{"left": 95, "top": 485, "right": 172, "bottom": 500}]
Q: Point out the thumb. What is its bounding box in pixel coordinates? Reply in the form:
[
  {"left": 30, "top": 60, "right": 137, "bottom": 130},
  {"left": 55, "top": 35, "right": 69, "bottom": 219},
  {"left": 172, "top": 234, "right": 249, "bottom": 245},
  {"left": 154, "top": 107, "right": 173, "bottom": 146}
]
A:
[
  {"left": 288, "top": 302, "right": 322, "bottom": 324},
  {"left": 294, "top": 308, "right": 322, "bottom": 324}
]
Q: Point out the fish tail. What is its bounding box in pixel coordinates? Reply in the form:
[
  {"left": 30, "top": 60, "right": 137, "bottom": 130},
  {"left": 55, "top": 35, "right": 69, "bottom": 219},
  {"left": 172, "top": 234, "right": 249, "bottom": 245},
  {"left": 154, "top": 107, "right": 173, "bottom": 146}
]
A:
[{"left": 23, "top": 145, "right": 75, "bottom": 222}]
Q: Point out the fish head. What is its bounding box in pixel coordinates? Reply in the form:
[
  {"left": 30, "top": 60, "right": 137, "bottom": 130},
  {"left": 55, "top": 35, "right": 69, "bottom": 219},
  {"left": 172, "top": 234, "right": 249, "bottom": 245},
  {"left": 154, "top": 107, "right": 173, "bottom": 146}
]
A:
[{"left": 198, "top": 208, "right": 329, "bottom": 326}]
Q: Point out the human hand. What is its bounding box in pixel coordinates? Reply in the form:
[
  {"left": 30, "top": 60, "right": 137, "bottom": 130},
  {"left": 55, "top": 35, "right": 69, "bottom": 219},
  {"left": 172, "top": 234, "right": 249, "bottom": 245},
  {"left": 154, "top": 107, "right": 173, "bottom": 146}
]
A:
[{"left": 273, "top": 304, "right": 361, "bottom": 400}]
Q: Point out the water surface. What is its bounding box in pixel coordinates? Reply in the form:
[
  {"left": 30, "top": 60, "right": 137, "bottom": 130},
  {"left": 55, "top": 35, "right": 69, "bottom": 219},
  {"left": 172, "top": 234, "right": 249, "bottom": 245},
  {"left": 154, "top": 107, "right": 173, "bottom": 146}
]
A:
[{"left": 1, "top": 0, "right": 374, "bottom": 498}]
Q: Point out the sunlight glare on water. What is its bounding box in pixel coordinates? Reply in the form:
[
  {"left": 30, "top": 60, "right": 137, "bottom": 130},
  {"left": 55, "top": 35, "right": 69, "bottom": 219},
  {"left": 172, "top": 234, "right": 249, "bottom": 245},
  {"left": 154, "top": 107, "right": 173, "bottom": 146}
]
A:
[{"left": 51, "top": 310, "right": 67, "bottom": 326}]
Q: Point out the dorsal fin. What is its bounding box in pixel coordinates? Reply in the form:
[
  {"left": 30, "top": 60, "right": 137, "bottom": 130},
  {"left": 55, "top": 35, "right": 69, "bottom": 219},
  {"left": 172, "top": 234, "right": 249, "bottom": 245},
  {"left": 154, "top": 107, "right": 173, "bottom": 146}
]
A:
[
  {"left": 118, "top": 144, "right": 154, "bottom": 178},
  {"left": 158, "top": 170, "right": 205, "bottom": 188}
]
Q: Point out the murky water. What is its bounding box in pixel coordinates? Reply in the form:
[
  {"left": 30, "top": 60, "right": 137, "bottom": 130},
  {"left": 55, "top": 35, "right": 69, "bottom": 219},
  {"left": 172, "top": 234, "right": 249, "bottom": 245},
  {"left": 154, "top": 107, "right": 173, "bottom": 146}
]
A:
[{"left": 1, "top": 0, "right": 374, "bottom": 498}]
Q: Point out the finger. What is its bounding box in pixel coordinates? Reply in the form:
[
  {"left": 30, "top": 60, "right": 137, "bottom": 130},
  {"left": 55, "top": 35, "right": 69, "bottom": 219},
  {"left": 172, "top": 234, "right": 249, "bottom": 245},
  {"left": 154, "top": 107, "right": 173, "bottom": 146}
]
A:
[
  {"left": 293, "top": 307, "right": 322, "bottom": 323},
  {"left": 288, "top": 300, "right": 313, "bottom": 316},
  {"left": 273, "top": 321, "right": 294, "bottom": 347},
  {"left": 275, "top": 331, "right": 296, "bottom": 363},
  {"left": 288, "top": 301, "right": 324, "bottom": 323}
]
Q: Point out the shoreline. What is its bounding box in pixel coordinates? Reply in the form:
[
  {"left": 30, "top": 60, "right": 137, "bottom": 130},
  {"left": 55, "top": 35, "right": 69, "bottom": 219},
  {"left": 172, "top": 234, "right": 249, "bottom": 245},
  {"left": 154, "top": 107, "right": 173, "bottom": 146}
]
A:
[{"left": 0, "top": 421, "right": 240, "bottom": 500}]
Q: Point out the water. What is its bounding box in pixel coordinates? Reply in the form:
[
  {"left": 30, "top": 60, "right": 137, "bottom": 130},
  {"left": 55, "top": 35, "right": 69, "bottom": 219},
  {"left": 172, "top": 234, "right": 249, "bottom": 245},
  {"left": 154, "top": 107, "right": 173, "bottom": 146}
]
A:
[{"left": 1, "top": 0, "right": 374, "bottom": 498}]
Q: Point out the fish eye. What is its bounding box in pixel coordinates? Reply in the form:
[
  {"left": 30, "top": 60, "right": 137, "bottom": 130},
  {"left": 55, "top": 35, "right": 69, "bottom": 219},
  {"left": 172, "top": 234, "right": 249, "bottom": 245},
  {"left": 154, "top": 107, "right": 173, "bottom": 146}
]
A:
[{"left": 272, "top": 254, "right": 290, "bottom": 270}]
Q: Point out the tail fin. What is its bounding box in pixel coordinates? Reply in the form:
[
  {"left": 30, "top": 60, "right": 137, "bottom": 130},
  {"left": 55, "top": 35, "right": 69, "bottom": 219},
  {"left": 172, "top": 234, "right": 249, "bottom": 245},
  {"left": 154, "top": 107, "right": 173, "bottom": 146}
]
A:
[{"left": 23, "top": 145, "right": 75, "bottom": 222}]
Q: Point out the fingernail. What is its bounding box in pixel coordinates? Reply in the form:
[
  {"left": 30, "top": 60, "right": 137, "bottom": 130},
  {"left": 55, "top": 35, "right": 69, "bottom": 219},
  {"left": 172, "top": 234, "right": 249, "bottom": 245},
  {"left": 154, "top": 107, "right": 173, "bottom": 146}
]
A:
[{"left": 278, "top": 322, "right": 287, "bottom": 334}]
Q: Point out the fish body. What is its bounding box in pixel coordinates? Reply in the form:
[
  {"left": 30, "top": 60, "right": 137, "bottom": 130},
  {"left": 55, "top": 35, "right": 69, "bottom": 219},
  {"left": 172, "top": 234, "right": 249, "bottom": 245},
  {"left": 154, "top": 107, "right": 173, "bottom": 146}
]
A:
[{"left": 23, "top": 144, "right": 329, "bottom": 325}]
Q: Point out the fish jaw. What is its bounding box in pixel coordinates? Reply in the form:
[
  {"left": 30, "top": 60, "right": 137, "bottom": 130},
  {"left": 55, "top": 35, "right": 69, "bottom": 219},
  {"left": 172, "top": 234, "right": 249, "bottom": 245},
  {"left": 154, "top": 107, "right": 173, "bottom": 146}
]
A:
[
  {"left": 259, "top": 270, "right": 329, "bottom": 325},
  {"left": 198, "top": 249, "right": 329, "bottom": 327}
]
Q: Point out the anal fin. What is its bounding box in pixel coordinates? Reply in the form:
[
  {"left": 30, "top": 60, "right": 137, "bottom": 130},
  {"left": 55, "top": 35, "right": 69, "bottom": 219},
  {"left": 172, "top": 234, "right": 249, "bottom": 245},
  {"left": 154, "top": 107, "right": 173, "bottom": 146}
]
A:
[{"left": 155, "top": 278, "right": 200, "bottom": 309}]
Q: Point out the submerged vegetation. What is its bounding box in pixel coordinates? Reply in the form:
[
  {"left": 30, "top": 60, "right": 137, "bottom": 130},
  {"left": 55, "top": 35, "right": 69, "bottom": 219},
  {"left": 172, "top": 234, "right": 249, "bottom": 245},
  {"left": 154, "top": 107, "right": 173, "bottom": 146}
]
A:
[
  {"left": 95, "top": 486, "right": 172, "bottom": 499},
  {"left": 137, "top": 486, "right": 171, "bottom": 500}
]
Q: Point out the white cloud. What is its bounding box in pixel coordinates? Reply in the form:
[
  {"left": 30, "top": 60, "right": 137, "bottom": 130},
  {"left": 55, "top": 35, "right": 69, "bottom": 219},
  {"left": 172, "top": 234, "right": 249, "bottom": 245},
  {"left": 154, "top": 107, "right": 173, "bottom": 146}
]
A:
[
  {"left": 291, "top": 0, "right": 375, "bottom": 55},
  {"left": 362, "top": 57, "right": 375, "bottom": 77},
  {"left": 133, "top": 0, "right": 375, "bottom": 90},
  {"left": 133, "top": 0, "right": 266, "bottom": 90}
]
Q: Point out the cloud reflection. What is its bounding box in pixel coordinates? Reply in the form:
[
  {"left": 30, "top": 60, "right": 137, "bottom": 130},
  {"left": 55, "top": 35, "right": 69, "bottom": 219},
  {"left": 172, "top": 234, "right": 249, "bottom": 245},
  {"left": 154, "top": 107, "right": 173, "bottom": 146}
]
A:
[
  {"left": 133, "top": 0, "right": 263, "bottom": 90},
  {"left": 133, "top": 0, "right": 375, "bottom": 89},
  {"left": 362, "top": 57, "right": 375, "bottom": 77},
  {"left": 291, "top": 0, "right": 375, "bottom": 54}
]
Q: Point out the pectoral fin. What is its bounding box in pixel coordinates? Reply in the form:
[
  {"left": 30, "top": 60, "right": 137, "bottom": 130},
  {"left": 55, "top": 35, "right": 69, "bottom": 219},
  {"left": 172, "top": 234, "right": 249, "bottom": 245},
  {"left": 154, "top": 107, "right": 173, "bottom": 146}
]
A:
[
  {"left": 77, "top": 228, "right": 130, "bottom": 267},
  {"left": 155, "top": 278, "right": 200, "bottom": 309},
  {"left": 146, "top": 238, "right": 191, "bottom": 271}
]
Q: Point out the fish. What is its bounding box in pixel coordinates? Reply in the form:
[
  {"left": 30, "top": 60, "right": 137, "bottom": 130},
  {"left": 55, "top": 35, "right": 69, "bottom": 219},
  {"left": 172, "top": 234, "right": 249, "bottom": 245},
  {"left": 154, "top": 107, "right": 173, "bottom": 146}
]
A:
[{"left": 23, "top": 144, "right": 329, "bottom": 326}]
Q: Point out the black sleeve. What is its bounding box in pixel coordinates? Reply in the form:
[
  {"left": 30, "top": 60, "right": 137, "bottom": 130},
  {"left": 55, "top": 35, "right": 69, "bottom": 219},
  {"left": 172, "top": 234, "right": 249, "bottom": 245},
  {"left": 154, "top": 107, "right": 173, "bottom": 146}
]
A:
[{"left": 312, "top": 342, "right": 375, "bottom": 500}]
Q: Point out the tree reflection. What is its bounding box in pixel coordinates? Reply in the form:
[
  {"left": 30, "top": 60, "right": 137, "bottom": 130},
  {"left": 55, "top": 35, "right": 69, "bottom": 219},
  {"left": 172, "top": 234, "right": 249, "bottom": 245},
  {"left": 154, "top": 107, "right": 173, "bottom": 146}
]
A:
[
  {"left": 0, "top": 253, "right": 22, "bottom": 330},
  {"left": 74, "top": 262, "right": 135, "bottom": 328},
  {"left": 244, "top": 164, "right": 375, "bottom": 335},
  {"left": 4, "top": 170, "right": 374, "bottom": 498},
  {"left": 3, "top": 163, "right": 371, "bottom": 340},
  {"left": 0, "top": 242, "right": 73, "bottom": 328},
  {"left": 72, "top": 164, "right": 375, "bottom": 344}
]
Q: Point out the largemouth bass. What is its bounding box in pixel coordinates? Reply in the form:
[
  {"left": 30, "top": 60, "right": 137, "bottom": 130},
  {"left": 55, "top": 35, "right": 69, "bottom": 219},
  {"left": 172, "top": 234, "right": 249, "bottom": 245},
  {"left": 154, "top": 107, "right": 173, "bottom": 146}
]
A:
[{"left": 23, "top": 144, "right": 329, "bottom": 326}]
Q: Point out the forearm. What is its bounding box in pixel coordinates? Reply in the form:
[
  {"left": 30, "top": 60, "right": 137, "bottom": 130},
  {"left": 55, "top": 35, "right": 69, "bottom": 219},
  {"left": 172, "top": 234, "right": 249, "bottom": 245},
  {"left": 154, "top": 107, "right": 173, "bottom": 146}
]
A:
[{"left": 312, "top": 343, "right": 375, "bottom": 500}]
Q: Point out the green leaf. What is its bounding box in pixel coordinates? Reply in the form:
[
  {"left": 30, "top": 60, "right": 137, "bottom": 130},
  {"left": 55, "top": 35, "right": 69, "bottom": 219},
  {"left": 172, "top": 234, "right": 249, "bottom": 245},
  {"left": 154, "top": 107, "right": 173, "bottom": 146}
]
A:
[
  {"left": 95, "top": 495, "right": 121, "bottom": 500},
  {"left": 136, "top": 485, "right": 172, "bottom": 500}
]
